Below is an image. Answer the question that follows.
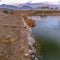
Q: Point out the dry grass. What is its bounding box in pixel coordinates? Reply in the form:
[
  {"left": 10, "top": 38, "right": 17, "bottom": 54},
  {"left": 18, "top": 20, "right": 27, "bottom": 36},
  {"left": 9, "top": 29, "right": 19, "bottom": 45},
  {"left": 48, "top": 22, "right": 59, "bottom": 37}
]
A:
[{"left": 22, "top": 16, "right": 35, "bottom": 27}]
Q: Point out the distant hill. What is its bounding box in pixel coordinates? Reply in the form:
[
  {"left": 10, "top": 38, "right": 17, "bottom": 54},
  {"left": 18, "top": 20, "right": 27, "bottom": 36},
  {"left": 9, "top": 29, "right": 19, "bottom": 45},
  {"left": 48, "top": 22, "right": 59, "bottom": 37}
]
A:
[
  {"left": 18, "top": 3, "right": 45, "bottom": 8},
  {"left": 0, "top": 3, "right": 60, "bottom": 10},
  {"left": 19, "top": 5, "right": 32, "bottom": 10},
  {"left": 0, "top": 4, "right": 19, "bottom": 10},
  {"left": 18, "top": 3, "right": 60, "bottom": 10}
]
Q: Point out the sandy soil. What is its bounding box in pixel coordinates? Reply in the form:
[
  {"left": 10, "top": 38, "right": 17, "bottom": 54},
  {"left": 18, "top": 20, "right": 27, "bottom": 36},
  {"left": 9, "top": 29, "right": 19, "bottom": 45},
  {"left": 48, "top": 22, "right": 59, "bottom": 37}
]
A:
[{"left": 0, "top": 13, "right": 31, "bottom": 60}]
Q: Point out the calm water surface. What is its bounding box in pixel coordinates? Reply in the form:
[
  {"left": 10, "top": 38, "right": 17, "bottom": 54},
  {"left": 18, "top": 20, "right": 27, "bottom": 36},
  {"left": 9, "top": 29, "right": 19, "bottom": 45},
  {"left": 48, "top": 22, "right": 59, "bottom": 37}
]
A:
[{"left": 28, "top": 16, "right": 60, "bottom": 60}]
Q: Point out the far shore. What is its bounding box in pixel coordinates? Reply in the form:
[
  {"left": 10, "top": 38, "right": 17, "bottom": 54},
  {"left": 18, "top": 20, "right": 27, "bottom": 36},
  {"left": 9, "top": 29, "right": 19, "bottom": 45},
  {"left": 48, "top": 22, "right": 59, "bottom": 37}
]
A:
[
  {"left": 12, "top": 10, "right": 60, "bottom": 16},
  {"left": 0, "top": 8, "right": 60, "bottom": 16}
]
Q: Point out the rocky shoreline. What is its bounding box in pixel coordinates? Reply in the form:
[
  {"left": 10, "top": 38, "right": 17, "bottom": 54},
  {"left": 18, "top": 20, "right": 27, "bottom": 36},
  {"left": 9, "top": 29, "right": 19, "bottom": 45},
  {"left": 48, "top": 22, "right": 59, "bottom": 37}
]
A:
[{"left": 21, "top": 16, "right": 38, "bottom": 60}]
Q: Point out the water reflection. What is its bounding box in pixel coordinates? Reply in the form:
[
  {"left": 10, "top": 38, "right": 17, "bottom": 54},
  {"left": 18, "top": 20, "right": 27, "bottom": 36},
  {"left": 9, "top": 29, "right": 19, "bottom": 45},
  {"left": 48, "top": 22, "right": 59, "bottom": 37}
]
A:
[{"left": 28, "top": 16, "right": 60, "bottom": 60}]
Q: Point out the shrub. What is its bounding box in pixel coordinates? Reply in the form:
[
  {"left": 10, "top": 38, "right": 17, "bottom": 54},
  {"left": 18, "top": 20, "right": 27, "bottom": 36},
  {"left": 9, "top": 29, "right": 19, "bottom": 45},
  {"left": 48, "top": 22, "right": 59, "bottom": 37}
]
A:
[{"left": 3, "top": 10, "right": 9, "bottom": 14}]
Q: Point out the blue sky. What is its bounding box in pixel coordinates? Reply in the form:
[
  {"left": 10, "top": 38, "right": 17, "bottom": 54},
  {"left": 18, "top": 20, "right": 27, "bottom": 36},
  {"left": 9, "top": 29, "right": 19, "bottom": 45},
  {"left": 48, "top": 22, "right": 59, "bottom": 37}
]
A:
[{"left": 0, "top": 0, "right": 60, "bottom": 5}]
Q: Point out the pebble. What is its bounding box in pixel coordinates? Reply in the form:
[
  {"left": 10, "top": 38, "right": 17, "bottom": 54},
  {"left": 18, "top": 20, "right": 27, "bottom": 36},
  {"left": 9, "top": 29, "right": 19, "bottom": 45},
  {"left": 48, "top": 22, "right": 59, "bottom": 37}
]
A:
[{"left": 24, "top": 53, "right": 29, "bottom": 56}]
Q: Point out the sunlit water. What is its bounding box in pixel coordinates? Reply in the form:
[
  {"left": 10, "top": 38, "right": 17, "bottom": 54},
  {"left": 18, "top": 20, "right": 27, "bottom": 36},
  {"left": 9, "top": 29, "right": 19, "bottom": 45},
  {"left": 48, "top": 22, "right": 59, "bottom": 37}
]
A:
[{"left": 28, "top": 16, "right": 60, "bottom": 60}]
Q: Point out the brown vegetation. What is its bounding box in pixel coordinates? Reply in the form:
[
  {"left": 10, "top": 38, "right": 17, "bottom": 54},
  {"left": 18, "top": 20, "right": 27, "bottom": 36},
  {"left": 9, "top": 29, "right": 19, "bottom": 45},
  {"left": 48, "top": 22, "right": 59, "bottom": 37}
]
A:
[
  {"left": 22, "top": 16, "right": 35, "bottom": 27},
  {"left": 12, "top": 10, "right": 60, "bottom": 16}
]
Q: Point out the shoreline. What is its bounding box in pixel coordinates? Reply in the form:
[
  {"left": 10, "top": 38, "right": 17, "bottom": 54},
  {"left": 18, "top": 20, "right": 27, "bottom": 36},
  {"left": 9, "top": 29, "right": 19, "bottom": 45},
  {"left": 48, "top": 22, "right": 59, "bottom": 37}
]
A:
[
  {"left": 21, "top": 16, "right": 38, "bottom": 60},
  {"left": 12, "top": 10, "right": 60, "bottom": 16}
]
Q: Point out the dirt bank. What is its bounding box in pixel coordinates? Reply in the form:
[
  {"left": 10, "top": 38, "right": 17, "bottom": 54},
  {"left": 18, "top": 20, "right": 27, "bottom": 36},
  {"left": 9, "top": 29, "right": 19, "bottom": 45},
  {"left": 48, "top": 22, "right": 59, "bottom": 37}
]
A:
[{"left": 0, "top": 13, "right": 34, "bottom": 60}]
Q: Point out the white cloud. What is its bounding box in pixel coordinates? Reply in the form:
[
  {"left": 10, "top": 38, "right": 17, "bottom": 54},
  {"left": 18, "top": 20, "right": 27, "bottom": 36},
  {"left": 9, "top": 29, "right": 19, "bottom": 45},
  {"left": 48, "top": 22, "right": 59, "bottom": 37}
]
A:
[
  {"left": 32, "top": 0, "right": 60, "bottom": 3},
  {"left": 0, "top": 0, "right": 60, "bottom": 5},
  {"left": 0, "top": 0, "right": 31, "bottom": 4}
]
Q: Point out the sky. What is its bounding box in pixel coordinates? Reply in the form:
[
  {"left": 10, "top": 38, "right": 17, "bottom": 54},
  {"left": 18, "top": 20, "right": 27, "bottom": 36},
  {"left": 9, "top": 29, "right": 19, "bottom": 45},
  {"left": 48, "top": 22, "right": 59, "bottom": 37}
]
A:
[{"left": 0, "top": 0, "right": 60, "bottom": 5}]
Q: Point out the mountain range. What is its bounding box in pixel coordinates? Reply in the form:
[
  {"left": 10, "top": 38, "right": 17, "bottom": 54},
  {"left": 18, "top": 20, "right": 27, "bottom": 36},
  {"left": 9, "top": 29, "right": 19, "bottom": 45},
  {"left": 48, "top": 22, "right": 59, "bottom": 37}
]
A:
[
  {"left": 0, "top": 4, "right": 18, "bottom": 10},
  {"left": 0, "top": 3, "right": 60, "bottom": 10}
]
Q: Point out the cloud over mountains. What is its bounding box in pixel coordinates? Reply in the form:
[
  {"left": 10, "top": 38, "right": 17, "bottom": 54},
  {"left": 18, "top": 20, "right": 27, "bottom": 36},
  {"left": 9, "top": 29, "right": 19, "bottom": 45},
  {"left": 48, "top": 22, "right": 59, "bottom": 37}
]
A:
[{"left": 0, "top": 0, "right": 60, "bottom": 5}]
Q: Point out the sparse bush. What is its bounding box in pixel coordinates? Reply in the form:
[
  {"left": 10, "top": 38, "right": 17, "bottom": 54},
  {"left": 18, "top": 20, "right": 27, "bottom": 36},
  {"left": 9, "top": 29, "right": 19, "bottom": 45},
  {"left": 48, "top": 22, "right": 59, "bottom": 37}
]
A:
[
  {"left": 3, "top": 10, "right": 9, "bottom": 14},
  {"left": 3, "top": 10, "right": 13, "bottom": 14}
]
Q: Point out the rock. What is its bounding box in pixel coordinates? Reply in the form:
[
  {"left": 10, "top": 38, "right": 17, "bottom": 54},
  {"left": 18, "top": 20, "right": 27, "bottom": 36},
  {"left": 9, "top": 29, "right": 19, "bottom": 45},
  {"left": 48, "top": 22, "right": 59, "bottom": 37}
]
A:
[
  {"left": 24, "top": 53, "right": 29, "bottom": 57},
  {"left": 28, "top": 49, "right": 33, "bottom": 54}
]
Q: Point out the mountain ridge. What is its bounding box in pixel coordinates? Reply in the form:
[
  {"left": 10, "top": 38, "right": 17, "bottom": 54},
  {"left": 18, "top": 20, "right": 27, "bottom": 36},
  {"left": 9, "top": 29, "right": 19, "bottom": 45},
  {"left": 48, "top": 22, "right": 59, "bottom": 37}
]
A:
[{"left": 0, "top": 3, "right": 60, "bottom": 10}]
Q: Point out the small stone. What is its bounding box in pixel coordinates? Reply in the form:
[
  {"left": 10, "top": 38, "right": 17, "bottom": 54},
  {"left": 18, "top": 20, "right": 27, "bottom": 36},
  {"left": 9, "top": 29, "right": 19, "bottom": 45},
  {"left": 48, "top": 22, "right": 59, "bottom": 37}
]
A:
[
  {"left": 24, "top": 53, "right": 29, "bottom": 56},
  {"left": 6, "top": 35, "right": 11, "bottom": 38},
  {"left": 28, "top": 49, "right": 33, "bottom": 54}
]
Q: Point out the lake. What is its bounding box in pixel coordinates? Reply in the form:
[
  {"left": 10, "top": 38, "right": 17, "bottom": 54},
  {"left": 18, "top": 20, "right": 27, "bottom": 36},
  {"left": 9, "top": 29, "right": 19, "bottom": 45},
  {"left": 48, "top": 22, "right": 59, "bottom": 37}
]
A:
[{"left": 28, "top": 16, "right": 60, "bottom": 60}]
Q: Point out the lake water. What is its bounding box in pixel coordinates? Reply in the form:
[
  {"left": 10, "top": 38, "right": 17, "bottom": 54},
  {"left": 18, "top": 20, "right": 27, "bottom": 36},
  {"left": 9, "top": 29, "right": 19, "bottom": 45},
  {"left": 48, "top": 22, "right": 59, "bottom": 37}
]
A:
[{"left": 28, "top": 16, "right": 60, "bottom": 60}]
